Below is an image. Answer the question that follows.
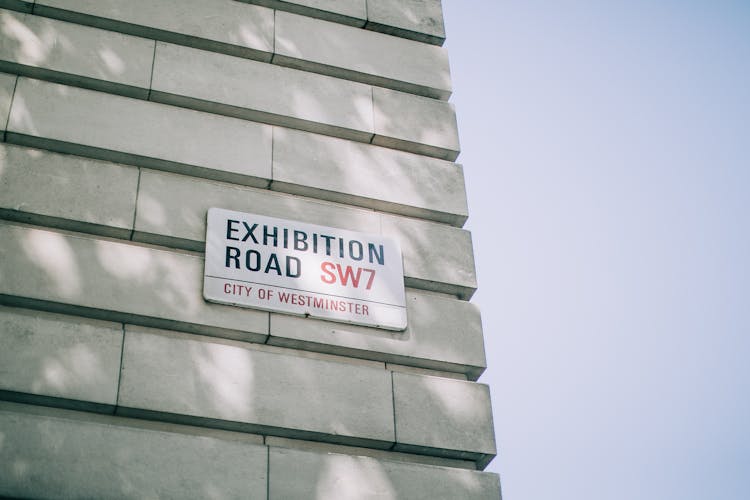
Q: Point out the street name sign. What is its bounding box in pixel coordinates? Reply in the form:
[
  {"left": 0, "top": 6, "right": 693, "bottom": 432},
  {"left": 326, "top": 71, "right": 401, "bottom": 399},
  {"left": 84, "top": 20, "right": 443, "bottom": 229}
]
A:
[{"left": 203, "top": 207, "right": 407, "bottom": 330}]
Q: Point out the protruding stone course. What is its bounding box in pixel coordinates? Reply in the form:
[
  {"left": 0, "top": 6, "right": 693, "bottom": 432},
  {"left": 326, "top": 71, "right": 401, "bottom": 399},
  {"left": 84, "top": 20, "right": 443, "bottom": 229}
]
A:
[
  {"left": 274, "top": 10, "right": 452, "bottom": 100},
  {"left": 271, "top": 128, "right": 469, "bottom": 226},
  {"left": 6, "top": 78, "right": 273, "bottom": 187},
  {"left": 392, "top": 372, "right": 497, "bottom": 468},
  {"left": 0, "top": 143, "right": 139, "bottom": 239},
  {"left": 34, "top": 0, "right": 275, "bottom": 61},
  {"left": 150, "top": 41, "right": 375, "bottom": 142},
  {"left": 373, "top": 86, "right": 461, "bottom": 161},
  {"left": 366, "top": 0, "right": 447, "bottom": 45},
  {"left": 269, "top": 446, "right": 502, "bottom": 500},
  {"left": 117, "top": 326, "right": 396, "bottom": 447},
  {"left": 0, "top": 401, "right": 269, "bottom": 500},
  {"left": 381, "top": 214, "right": 478, "bottom": 299},
  {"left": 0, "top": 222, "right": 269, "bottom": 342},
  {"left": 0, "top": 8, "right": 155, "bottom": 98},
  {"left": 238, "top": 0, "right": 368, "bottom": 27},
  {"left": 0, "top": 305, "right": 122, "bottom": 407},
  {"left": 269, "top": 288, "right": 487, "bottom": 380}
]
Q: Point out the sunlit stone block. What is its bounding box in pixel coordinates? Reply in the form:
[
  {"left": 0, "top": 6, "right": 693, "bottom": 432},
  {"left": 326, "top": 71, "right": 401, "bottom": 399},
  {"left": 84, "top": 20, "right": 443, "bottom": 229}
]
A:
[
  {"left": 0, "top": 143, "right": 138, "bottom": 239},
  {"left": 151, "top": 42, "right": 374, "bottom": 142},
  {"left": 118, "top": 326, "right": 396, "bottom": 447},
  {"left": 269, "top": 288, "right": 487, "bottom": 380},
  {"left": 271, "top": 127, "right": 469, "bottom": 226},
  {"left": 373, "top": 86, "right": 461, "bottom": 161},
  {"left": 0, "top": 305, "right": 122, "bottom": 408},
  {"left": 269, "top": 446, "right": 501, "bottom": 499},
  {"left": 0, "top": 9, "right": 154, "bottom": 98},
  {"left": 6, "top": 78, "right": 273, "bottom": 187},
  {"left": 0, "top": 222, "right": 269, "bottom": 342},
  {"left": 392, "top": 372, "right": 497, "bottom": 469},
  {"left": 274, "top": 10, "right": 451, "bottom": 99},
  {"left": 380, "top": 214, "right": 477, "bottom": 299},
  {"left": 0, "top": 401, "right": 268, "bottom": 499},
  {"left": 34, "top": 0, "right": 274, "bottom": 61}
]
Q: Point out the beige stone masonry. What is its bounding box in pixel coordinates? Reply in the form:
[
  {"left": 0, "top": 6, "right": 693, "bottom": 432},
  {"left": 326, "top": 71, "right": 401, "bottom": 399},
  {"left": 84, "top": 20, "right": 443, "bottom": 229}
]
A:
[
  {"left": 0, "top": 401, "right": 269, "bottom": 499},
  {"left": 0, "top": 222, "right": 269, "bottom": 342},
  {"left": 0, "top": 8, "right": 154, "bottom": 99},
  {"left": 34, "top": 0, "right": 275, "bottom": 61},
  {"left": 0, "top": 143, "right": 139, "bottom": 239},
  {"left": 117, "top": 326, "right": 396, "bottom": 448},
  {"left": 0, "top": 305, "right": 122, "bottom": 409}
]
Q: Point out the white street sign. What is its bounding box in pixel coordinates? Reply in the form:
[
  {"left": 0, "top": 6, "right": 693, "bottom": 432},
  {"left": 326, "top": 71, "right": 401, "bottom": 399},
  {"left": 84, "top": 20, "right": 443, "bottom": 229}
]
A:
[{"left": 203, "top": 208, "right": 407, "bottom": 330}]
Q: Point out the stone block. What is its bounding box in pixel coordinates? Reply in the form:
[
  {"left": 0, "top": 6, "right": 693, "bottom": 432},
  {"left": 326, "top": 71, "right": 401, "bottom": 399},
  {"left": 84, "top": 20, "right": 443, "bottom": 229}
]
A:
[
  {"left": 151, "top": 42, "right": 374, "bottom": 142},
  {"left": 274, "top": 11, "right": 451, "bottom": 100},
  {"left": 373, "top": 86, "right": 460, "bottom": 161},
  {"left": 0, "top": 9, "right": 154, "bottom": 98},
  {"left": 366, "top": 0, "right": 446, "bottom": 45},
  {"left": 0, "top": 143, "right": 138, "bottom": 239},
  {"left": 0, "top": 305, "right": 122, "bottom": 407},
  {"left": 0, "top": 401, "right": 268, "bottom": 499},
  {"left": 6, "top": 77, "right": 273, "bottom": 187},
  {"left": 392, "top": 372, "right": 496, "bottom": 469},
  {"left": 0, "top": 71, "right": 16, "bottom": 136},
  {"left": 0, "top": 222, "right": 269, "bottom": 342},
  {"left": 271, "top": 127, "right": 469, "bottom": 226},
  {"left": 269, "top": 288, "right": 487, "bottom": 380},
  {"left": 118, "top": 326, "right": 395, "bottom": 448},
  {"left": 34, "top": 0, "right": 274, "bottom": 61},
  {"left": 269, "top": 446, "right": 501, "bottom": 499},
  {"left": 239, "top": 0, "right": 367, "bottom": 27},
  {"left": 133, "top": 169, "right": 380, "bottom": 251},
  {"left": 380, "top": 214, "right": 477, "bottom": 299}
]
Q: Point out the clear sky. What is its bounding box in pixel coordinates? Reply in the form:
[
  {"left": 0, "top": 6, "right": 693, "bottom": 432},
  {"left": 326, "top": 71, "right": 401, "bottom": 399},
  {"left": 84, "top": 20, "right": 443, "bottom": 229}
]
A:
[{"left": 442, "top": 1, "right": 750, "bottom": 499}]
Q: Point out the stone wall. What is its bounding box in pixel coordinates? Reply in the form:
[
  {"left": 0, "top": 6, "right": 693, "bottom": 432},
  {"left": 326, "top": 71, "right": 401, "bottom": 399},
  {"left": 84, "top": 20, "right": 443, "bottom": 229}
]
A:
[{"left": 0, "top": 1, "right": 501, "bottom": 497}]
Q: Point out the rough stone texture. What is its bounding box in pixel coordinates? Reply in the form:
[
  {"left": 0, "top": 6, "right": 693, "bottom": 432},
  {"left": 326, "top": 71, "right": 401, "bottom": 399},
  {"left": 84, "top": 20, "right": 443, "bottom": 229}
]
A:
[
  {"left": 133, "top": 169, "right": 380, "bottom": 250},
  {"left": 272, "top": 127, "right": 469, "bottom": 226},
  {"left": 274, "top": 11, "right": 451, "bottom": 100},
  {"left": 6, "top": 77, "right": 273, "bottom": 187},
  {"left": 34, "top": 0, "right": 275, "bottom": 61},
  {"left": 0, "top": 401, "right": 268, "bottom": 499},
  {"left": 373, "top": 86, "right": 460, "bottom": 161},
  {"left": 151, "top": 42, "right": 374, "bottom": 142},
  {"left": 380, "top": 214, "right": 477, "bottom": 299},
  {"left": 0, "top": 71, "right": 16, "bottom": 135},
  {"left": 269, "top": 288, "right": 487, "bottom": 380},
  {"left": 0, "top": 9, "right": 154, "bottom": 98},
  {"left": 239, "top": 0, "right": 367, "bottom": 26},
  {"left": 0, "top": 305, "right": 122, "bottom": 406},
  {"left": 366, "top": 0, "right": 446, "bottom": 45},
  {"left": 118, "top": 326, "right": 395, "bottom": 447},
  {"left": 392, "top": 372, "right": 496, "bottom": 469},
  {"left": 269, "top": 446, "right": 501, "bottom": 499},
  {"left": 0, "top": 222, "right": 269, "bottom": 342},
  {"left": 0, "top": 143, "right": 138, "bottom": 238}
]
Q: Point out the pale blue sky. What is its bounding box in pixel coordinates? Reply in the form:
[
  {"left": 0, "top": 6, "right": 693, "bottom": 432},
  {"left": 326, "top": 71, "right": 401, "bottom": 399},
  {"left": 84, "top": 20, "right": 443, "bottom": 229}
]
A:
[{"left": 443, "top": 1, "right": 750, "bottom": 499}]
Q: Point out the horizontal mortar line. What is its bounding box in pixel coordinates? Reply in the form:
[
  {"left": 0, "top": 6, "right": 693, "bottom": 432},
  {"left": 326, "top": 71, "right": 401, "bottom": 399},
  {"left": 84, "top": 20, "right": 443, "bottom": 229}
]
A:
[
  {"left": 24, "top": 4, "right": 450, "bottom": 100},
  {"left": 206, "top": 275, "right": 406, "bottom": 307}
]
